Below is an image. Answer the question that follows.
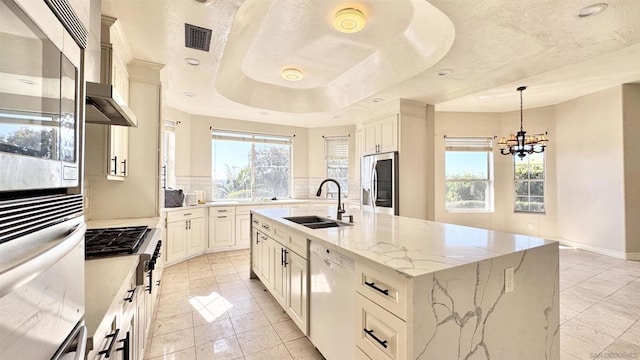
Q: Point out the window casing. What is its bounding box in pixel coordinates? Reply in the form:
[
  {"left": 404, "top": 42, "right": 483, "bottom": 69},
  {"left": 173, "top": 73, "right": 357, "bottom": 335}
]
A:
[
  {"left": 444, "top": 137, "right": 494, "bottom": 212},
  {"left": 514, "top": 152, "right": 545, "bottom": 213},
  {"left": 163, "top": 120, "right": 176, "bottom": 189},
  {"left": 211, "top": 130, "right": 292, "bottom": 200},
  {"left": 324, "top": 136, "right": 349, "bottom": 198}
]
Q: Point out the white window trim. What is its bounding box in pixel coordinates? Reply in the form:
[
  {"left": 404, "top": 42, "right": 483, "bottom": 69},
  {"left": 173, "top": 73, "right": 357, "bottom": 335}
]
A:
[
  {"left": 324, "top": 135, "right": 349, "bottom": 198},
  {"left": 444, "top": 136, "right": 495, "bottom": 213},
  {"left": 513, "top": 153, "right": 546, "bottom": 214}
]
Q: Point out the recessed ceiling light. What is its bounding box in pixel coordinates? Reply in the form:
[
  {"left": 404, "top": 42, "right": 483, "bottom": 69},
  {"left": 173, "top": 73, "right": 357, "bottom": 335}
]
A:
[
  {"left": 17, "top": 78, "right": 35, "bottom": 85},
  {"left": 281, "top": 68, "right": 304, "bottom": 81},
  {"left": 184, "top": 57, "right": 201, "bottom": 66},
  {"left": 333, "top": 8, "right": 366, "bottom": 33},
  {"left": 184, "top": 91, "right": 197, "bottom": 97},
  {"left": 578, "top": 3, "right": 608, "bottom": 17},
  {"left": 372, "top": 97, "right": 384, "bottom": 103},
  {"left": 438, "top": 69, "right": 453, "bottom": 76}
]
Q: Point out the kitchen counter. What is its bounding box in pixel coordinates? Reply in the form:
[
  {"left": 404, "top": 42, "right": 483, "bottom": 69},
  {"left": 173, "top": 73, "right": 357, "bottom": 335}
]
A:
[
  {"left": 251, "top": 207, "right": 560, "bottom": 360},
  {"left": 85, "top": 255, "right": 139, "bottom": 346},
  {"left": 253, "top": 207, "right": 555, "bottom": 277},
  {"left": 162, "top": 198, "right": 359, "bottom": 212}
]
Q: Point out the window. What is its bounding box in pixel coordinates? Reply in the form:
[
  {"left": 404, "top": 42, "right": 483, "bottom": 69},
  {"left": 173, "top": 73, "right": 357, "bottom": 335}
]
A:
[
  {"left": 444, "top": 137, "right": 494, "bottom": 212},
  {"left": 514, "top": 153, "right": 545, "bottom": 213},
  {"left": 324, "top": 136, "right": 349, "bottom": 198},
  {"left": 163, "top": 120, "right": 176, "bottom": 189},
  {"left": 211, "top": 130, "right": 292, "bottom": 200}
]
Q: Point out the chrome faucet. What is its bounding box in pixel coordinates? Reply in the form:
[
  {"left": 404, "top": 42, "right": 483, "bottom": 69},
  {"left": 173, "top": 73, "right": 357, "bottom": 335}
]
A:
[{"left": 316, "top": 178, "right": 345, "bottom": 221}]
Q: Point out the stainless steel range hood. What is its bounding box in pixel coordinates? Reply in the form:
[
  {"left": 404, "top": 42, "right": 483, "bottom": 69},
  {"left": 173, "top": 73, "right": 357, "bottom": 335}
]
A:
[{"left": 85, "top": 82, "right": 138, "bottom": 127}]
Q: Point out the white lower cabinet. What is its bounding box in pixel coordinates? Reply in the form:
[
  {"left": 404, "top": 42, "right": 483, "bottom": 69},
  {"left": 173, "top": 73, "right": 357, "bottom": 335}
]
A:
[
  {"left": 165, "top": 208, "right": 205, "bottom": 264},
  {"left": 208, "top": 207, "right": 236, "bottom": 250},
  {"left": 251, "top": 214, "right": 309, "bottom": 335},
  {"left": 285, "top": 250, "right": 307, "bottom": 332},
  {"left": 235, "top": 214, "right": 251, "bottom": 248},
  {"left": 355, "top": 294, "right": 407, "bottom": 360}
]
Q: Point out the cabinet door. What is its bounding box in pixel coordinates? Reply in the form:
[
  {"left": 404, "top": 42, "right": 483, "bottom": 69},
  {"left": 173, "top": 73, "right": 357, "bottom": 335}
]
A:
[
  {"left": 187, "top": 217, "right": 205, "bottom": 256},
  {"left": 272, "top": 246, "right": 287, "bottom": 308},
  {"left": 378, "top": 115, "right": 398, "bottom": 153},
  {"left": 108, "top": 125, "right": 129, "bottom": 178},
  {"left": 135, "top": 287, "right": 146, "bottom": 360},
  {"left": 166, "top": 221, "right": 187, "bottom": 263},
  {"left": 235, "top": 214, "right": 251, "bottom": 249},
  {"left": 252, "top": 230, "right": 263, "bottom": 276},
  {"left": 363, "top": 124, "right": 378, "bottom": 155},
  {"left": 260, "top": 237, "right": 277, "bottom": 289},
  {"left": 209, "top": 215, "right": 235, "bottom": 249},
  {"left": 286, "top": 250, "right": 308, "bottom": 334}
]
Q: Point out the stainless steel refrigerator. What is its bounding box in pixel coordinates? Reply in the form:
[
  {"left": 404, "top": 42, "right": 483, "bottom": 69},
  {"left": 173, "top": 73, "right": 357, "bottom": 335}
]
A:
[{"left": 361, "top": 151, "right": 399, "bottom": 215}]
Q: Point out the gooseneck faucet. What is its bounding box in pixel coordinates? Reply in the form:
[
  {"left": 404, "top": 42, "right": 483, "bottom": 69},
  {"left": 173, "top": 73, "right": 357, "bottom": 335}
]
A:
[{"left": 316, "top": 178, "right": 345, "bottom": 221}]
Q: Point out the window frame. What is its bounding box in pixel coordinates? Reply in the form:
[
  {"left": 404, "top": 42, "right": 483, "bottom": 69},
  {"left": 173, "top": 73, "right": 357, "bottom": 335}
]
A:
[
  {"left": 211, "top": 129, "right": 293, "bottom": 200},
  {"left": 324, "top": 135, "right": 349, "bottom": 199},
  {"left": 513, "top": 152, "right": 546, "bottom": 214},
  {"left": 163, "top": 120, "right": 177, "bottom": 189},
  {"left": 444, "top": 137, "right": 495, "bottom": 213}
]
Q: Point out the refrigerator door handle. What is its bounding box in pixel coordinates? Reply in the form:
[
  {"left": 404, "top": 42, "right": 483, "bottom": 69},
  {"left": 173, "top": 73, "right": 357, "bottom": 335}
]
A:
[{"left": 371, "top": 161, "right": 378, "bottom": 209}]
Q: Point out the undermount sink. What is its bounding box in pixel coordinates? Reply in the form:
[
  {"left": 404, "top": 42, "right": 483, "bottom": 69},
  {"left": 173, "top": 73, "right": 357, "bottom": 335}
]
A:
[{"left": 283, "top": 215, "right": 352, "bottom": 229}]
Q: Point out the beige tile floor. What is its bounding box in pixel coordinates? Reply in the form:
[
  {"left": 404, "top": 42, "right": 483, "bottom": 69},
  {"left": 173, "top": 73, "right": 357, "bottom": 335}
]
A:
[{"left": 146, "top": 247, "right": 640, "bottom": 360}]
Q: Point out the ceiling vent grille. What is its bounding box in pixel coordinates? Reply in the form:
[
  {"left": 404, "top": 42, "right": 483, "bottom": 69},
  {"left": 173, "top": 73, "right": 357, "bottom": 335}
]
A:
[
  {"left": 185, "top": 23, "right": 212, "bottom": 52},
  {"left": 44, "top": 0, "right": 88, "bottom": 48}
]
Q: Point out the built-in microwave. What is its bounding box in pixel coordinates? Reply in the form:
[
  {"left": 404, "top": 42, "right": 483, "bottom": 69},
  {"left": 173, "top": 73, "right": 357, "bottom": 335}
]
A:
[{"left": 0, "top": 0, "right": 82, "bottom": 193}]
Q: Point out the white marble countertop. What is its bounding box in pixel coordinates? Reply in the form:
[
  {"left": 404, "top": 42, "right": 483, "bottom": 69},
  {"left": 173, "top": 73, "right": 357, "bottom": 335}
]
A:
[
  {"left": 253, "top": 207, "right": 557, "bottom": 278},
  {"left": 86, "top": 217, "right": 162, "bottom": 229},
  {"left": 85, "top": 256, "right": 139, "bottom": 341}
]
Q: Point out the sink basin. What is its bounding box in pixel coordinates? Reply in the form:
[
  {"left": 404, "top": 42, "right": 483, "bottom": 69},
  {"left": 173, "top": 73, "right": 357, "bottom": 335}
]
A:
[{"left": 283, "top": 215, "right": 352, "bottom": 229}]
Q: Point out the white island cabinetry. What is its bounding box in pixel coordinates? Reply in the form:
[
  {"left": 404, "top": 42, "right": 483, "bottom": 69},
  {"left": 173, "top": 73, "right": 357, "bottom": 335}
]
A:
[{"left": 250, "top": 208, "right": 560, "bottom": 360}]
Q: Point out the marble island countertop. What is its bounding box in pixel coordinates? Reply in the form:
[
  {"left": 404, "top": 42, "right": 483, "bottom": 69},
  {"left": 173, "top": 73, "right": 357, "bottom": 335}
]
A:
[{"left": 253, "top": 207, "right": 557, "bottom": 278}]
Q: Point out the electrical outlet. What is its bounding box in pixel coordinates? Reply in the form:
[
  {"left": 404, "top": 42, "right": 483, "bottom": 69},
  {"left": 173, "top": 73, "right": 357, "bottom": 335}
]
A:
[{"left": 505, "top": 267, "right": 515, "bottom": 293}]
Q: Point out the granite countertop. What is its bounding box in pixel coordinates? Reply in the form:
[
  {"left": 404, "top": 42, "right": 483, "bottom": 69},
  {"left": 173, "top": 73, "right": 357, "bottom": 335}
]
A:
[
  {"left": 252, "top": 207, "right": 556, "bottom": 278},
  {"left": 85, "top": 255, "right": 139, "bottom": 343}
]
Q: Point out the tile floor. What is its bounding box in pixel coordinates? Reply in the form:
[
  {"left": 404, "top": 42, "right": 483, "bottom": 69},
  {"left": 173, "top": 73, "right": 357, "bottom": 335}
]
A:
[{"left": 146, "top": 247, "right": 640, "bottom": 360}]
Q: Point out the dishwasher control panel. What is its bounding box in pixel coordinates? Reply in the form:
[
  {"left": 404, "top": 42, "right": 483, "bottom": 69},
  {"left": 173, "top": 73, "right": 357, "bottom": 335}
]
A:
[{"left": 311, "top": 242, "right": 354, "bottom": 270}]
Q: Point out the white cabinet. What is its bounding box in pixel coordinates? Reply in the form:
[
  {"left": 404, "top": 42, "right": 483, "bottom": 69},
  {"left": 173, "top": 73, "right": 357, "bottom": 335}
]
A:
[
  {"left": 107, "top": 125, "right": 129, "bottom": 178},
  {"left": 362, "top": 114, "right": 398, "bottom": 155},
  {"left": 208, "top": 207, "right": 236, "bottom": 250},
  {"left": 286, "top": 250, "right": 308, "bottom": 332},
  {"left": 165, "top": 208, "right": 205, "bottom": 264},
  {"left": 235, "top": 214, "right": 252, "bottom": 248},
  {"left": 250, "top": 215, "right": 309, "bottom": 334}
]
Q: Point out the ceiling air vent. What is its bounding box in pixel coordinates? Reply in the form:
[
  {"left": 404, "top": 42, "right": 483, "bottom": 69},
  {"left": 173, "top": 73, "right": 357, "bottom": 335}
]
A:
[{"left": 185, "top": 23, "right": 212, "bottom": 52}]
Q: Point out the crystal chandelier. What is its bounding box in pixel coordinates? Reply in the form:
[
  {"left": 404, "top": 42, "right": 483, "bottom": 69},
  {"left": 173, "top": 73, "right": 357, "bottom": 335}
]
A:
[{"left": 497, "top": 86, "right": 548, "bottom": 158}]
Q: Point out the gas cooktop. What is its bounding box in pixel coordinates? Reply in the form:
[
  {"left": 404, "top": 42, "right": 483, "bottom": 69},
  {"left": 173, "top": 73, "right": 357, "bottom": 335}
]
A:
[{"left": 84, "top": 226, "right": 148, "bottom": 258}]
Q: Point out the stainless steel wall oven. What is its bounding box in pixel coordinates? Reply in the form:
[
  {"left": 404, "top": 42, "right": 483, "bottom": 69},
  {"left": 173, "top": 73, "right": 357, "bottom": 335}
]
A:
[{"left": 0, "top": 0, "right": 88, "bottom": 359}]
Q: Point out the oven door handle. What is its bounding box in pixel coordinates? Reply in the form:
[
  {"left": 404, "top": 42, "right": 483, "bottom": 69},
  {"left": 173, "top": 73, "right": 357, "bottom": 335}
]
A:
[
  {"left": 0, "top": 222, "right": 86, "bottom": 298},
  {"left": 50, "top": 322, "right": 87, "bottom": 360}
]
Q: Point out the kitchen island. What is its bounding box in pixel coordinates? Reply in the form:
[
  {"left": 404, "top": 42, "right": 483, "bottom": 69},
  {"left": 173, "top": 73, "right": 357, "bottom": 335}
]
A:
[{"left": 249, "top": 207, "right": 559, "bottom": 360}]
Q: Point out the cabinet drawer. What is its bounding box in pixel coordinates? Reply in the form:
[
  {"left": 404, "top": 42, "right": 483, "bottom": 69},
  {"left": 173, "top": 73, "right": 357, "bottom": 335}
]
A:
[
  {"left": 209, "top": 206, "right": 235, "bottom": 216},
  {"left": 167, "top": 208, "right": 205, "bottom": 222},
  {"left": 271, "top": 222, "right": 288, "bottom": 244},
  {"left": 357, "top": 346, "right": 373, "bottom": 360},
  {"left": 236, "top": 205, "right": 251, "bottom": 215},
  {"left": 258, "top": 218, "right": 273, "bottom": 235},
  {"left": 120, "top": 273, "right": 137, "bottom": 319},
  {"left": 287, "top": 231, "right": 307, "bottom": 259},
  {"left": 355, "top": 294, "right": 407, "bottom": 360},
  {"left": 355, "top": 261, "right": 408, "bottom": 321}
]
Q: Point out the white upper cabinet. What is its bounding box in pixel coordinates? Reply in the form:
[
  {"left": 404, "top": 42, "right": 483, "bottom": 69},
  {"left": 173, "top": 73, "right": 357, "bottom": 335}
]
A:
[{"left": 362, "top": 114, "right": 398, "bottom": 155}]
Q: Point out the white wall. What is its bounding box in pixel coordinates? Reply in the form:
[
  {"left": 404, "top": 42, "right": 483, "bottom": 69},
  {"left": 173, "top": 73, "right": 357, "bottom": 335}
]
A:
[{"left": 555, "top": 86, "right": 626, "bottom": 255}]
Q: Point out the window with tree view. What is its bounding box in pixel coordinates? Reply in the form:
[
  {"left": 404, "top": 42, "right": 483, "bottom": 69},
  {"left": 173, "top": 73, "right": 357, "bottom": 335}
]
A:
[
  {"left": 211, "top": 130, "right": 291, "bottom": 200},
  {"left": 445, "top": 137, "right": 494, "bottom": 212},
  {"left": 324, "top": 136, "right": 349, "bottom": 198},
  {"left": 514, "top": 152, "right": 544, "bottom": 213}
]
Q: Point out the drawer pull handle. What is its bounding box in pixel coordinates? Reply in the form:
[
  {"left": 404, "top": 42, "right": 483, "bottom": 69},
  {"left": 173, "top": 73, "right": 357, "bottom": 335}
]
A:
[
  {"left": 124, "top": 287, "right": 136, "bottom": 302},
  {"left": 364, "top": 328, "right": 388, "bottom": 349},
  {"left": 364, "top": 281, "right": 389, "bottom": 296},
  {"left": 219, "top": 209, "right": 228, "bottom": 212},
  {"left": 217, "top": 216, "right": 226, "bottom": 219},
  {"left": 262, "top": 224, "right": 270, "bottom": 230},
  {"left": 99, "top": 329, "right": 120, "bottom": 357},
  {"left": 261, "top": 235, "right": 268, "bottom": 241}
]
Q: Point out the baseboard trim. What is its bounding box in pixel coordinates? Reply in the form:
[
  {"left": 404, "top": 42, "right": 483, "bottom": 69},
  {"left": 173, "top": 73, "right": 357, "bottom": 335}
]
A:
[{"left": 558, "top": 239, "right": 639, "bottom": 260}]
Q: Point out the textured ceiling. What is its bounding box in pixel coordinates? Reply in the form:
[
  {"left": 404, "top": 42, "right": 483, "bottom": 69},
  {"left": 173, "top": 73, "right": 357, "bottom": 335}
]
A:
[{"left": 101, "top": 0, "right": 640, "bottom": 127}]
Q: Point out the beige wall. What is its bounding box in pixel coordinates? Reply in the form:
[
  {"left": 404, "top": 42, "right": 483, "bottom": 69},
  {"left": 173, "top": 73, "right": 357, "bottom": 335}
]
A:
[
  {"left": 623, "top": 84, "right": 640, "bottom": 255},
  {"left": 555, "top": 86, "right": 625, "bottom": 255},
  {"left": 163, "top": 107, "right": 192, "bottom": 177}
]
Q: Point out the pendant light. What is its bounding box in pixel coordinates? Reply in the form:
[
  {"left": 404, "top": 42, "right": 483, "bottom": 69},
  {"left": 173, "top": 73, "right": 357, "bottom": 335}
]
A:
[{"left": 497, "top": 86, "right": 548, "bottom": 158}]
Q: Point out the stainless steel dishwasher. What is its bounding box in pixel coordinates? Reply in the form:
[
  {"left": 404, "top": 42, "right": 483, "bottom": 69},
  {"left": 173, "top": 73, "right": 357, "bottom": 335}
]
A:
[{"left": 310, "top": 241, "right": 355, "bottom": 360}]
